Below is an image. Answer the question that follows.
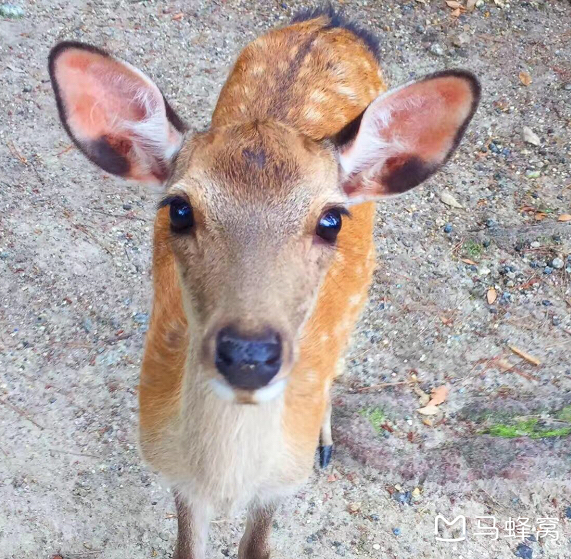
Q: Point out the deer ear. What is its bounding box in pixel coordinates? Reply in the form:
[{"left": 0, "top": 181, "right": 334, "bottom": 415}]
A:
[
  {"left": 337, "top": 70, "right": 480, "bottom": 202},
  {"left": 48, "top": 42, "right": 186, "bottom": 184}
]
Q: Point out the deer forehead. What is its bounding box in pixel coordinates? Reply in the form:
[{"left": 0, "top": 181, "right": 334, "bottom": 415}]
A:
[{"left": 170, "top": 122, "right": 343, "bottom": 229}]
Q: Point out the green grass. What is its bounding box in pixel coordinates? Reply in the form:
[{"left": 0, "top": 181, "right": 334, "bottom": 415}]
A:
[
  {"left": 557, "top": 406, "right": 571, "bottom": 422},
  {"left": 463, "top": 239, "right": 483, "bottom": 260},
  {"left": 485, "top": 418, "right": 571, "bottom": 439},
  {"left": 359, "top": 407, "right": 386, "bottom": 434}
]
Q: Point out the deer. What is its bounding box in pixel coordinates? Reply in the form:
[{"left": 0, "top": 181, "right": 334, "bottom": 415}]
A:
[{"left": 48, "top": 6, "right": 480, "bottom": 559}]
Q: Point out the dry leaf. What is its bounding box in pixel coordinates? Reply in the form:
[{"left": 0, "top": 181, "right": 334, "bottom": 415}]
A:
[
  {"left": 413, "top": 384, "right": 431, "bottom": 406},
  {"left": 508, "top": 345, "right": 541, "bottom": 366},
  {"left": 467, "top": 0, "right": 477, "bottom": 10},
  {"left": 451, "top": 7, "right": 461, "bottom": 16},
  {"left": 446, "top": 0, "right": 462, "bottom": 8},
  {"left": 558, "top": 214, "right": 571, "bottom": 222},
  {"left": 172, "top": 12, "right": 184, "bottom": 20},
  {"left": 422, "top": 418, "right": 434, "bottom": 427},
  {"left": 417, "top": 405, "right": 440, "bottom": 416},
  {"left": 428, "top": 385, "right": 448, "bottom": 406},
  {"left": 487, "top": 288, "right": 497, "bottom": 304},
  {"left": 519, "top": 71, "right": 532, "bottom": 86},
  {"left": 535, "top": 212, "right": 547, "bottom": 221},
  {"left": 439, "top": 190, "right": 463, "bottom": 208},
  {"left": 461, "top": 258, "right": 477, "bottom": 265},
  {"left": 522, "top": 126, "right": 541, "bottom": 146}
]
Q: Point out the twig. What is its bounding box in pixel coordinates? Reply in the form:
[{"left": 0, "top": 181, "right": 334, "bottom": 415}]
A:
[
  {"left": 48, "top": 448, "right": 100, "bottom": 460},
  {"left": 353, "top": 381, "right": 410, "bottom": 393},
  {"left": 0, "top": 397, "right": 44, "bottom": 430},
  {"left": 508, "top": 345, "right": 541, "bottom": 366}
]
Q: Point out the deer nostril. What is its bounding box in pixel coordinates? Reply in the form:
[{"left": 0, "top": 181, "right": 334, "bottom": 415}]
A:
[{"left": 215, "top": 326, "right": 282, "bottom": 390}]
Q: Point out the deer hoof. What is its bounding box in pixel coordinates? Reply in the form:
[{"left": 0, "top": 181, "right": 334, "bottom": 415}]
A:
[{"left": 319, "top": 445, "right": 333, "bottom": 468}]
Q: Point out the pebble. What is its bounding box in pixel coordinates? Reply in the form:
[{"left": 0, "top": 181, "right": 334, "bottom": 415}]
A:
[
  {"left": 429, "top": 44, "right": 444, "bottom": 57},
  {"left": 372, "top": 543, "right": 380, "bottom": 550},
  {"left": 0, "top": 3, "right": 24, "bottom": 18},
  {"left": 552, "top": 316, "right": 561, "bottom": 326},
  {"left": 0, "top": 251, "right": 9, "bottom": 259},
  {"left": 514, "top": 543, "right": 533, "bottom": 559},
  {"left": 133, "top": 312, "right": 149, "bottom": 324},
  {"left": 392, "top": 528, "right": 401, "bottom": 536},
  {"left": 82, "top": 317, "right": 93, "bottom": 333},
  {"left": 444, "top": 223, "right": 453, "bottom": 233},
  {"left": 23, "top": 85, "right": 32, "bottom": 92},
  {"left": 543, "top": 266, "right": 553, "bottom": 275},
  {"left": 551, "top": 257, "right": 564, "bottom": 269},
  {"left": 526, "top": 170, "right": 541, "bottom": 179},
  {"left": 530, "top": 241, "right": 540, "bottom": 248},
  {"left": 565, "top": 506, "right": 571, "bottom": 519},
  {"left": 564, "top": 83, "right": 571, "bottom": 91},
  {"left": 123, "top": 203, "right": 133, "bottom": 210},
  {"left": 452, "top": 32, "right": 470, "bottom": 47}
]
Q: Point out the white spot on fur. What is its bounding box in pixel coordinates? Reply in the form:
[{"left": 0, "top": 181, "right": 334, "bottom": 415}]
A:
[
  {"left": 209, "top": 378, "right": 236, "bottom": 402},
  {"left": 253, "top": 378, "right": 288, "bottom": 403}
]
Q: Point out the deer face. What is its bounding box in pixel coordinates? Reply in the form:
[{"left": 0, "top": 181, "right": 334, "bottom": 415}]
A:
[
  {"left": 49, "top": 42, "right": 479, "bottom": 402},
  {"left": 163, "top": 121, "right": 344, "bottom": 399}
]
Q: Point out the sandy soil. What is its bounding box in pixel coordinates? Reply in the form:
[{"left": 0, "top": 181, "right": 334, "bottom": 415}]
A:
[{"left": 1, "top": 0, "right": 570, "bottom": 558}]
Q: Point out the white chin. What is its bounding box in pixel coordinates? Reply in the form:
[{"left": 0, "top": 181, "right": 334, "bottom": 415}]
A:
[{"left": 209, "top": 378, "right": 287, "bottom": 403}]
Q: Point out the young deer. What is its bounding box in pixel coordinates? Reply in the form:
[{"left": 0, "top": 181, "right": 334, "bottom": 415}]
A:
[{"left": 49, "top": 7, "right": 479, "bottom": 559}]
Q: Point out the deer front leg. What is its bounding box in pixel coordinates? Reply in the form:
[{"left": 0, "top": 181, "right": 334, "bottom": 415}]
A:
[
  {"left": 238, "top": 502, "right": 277, "bottom": 559},
  {"left": 173, "top": 492, "right": 211, "bottom": 559},
  {"left": 319, "top": 398, "right": 333, "bottom": 468}
]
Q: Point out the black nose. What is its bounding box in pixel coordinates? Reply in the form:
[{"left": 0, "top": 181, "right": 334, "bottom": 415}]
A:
[{"left": 215, "top": 326, "right": 282, "bottom": 390}]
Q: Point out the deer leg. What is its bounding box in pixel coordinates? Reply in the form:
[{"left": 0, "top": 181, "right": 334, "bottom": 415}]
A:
[
  {"left": 173, "top": 492, "right": 211, "bottom": 559},
  {"left": 238, "top": 502, "right": 277, "bottom": 559},
  {"left": 319, "top": 398, "right": 333, "bottom": 468}
]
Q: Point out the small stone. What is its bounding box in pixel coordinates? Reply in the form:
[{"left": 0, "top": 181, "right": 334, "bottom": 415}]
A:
[
  {"left": 543, "top": 266, "right": 553, "bottom": 275},
  {"left": 122, "top": 203, "right": 133, "bottom": 210},
  {"left": 514, "top": 543, "right": 533, "bottom": 559},
  {"left": 552, "top": 316, "right": 561, "bottom": 326},
  {"left": 530, "top": 241, "right": 540, "bottom": 248},
  {"left": 444, "top": 223, "right": 453, "bottom": 233},
  {"left": 541, "top": 300, "right": 552, "bottom": 307},
  {"left": 392, "top": 528, "right": 401, "bottom": 536},
  {"left": 522, "top": 126, "right": 541, "bottom": 146},
  {"left": 133, "top": 312, "right": 149, "bottom": 324},
  {"left": 482, "top": 240, "right": 491, "bottom": 248},
  {"left": 526, "top": 170, "right": 541, "bottom": 179},
  {"left": 23, "top": 85, "right": 32, "bottom": 92},
  {"left": 452, "top": 32, "right": 470, "bottom": 47},
  {"left": 82, "top": 317, "right": 93, "bottom": 333},
  {"left": 372, "top": 544, "right": 380, "bottom": 550},
  {"left": 486, "top": 219, "right": 497, "bottom": 228},
  {"left": 551, "top": 257, "right": 564, "bottom": 269},
  {"left": 564, "top": 83, "right": 571, "bottom": 91},
  {"left": 565, "top": 506, "right": 571, "bottom": 519},
  {"left": 0, "top": 251, "right": 9, "bottom": 259},
  {"left": 0, "top": 3, "right": 25, "bottom": 18},
  {"left": 429, "top": 44, "right": 444, "bottom": 57}
]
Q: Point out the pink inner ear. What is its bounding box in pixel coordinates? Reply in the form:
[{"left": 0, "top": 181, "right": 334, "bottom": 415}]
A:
[
  {"left": 381, "top": 76, "right": 474, "bottom": 164},
  {"left": 55, "top": 50, "right": 153, "bottom": 144}
]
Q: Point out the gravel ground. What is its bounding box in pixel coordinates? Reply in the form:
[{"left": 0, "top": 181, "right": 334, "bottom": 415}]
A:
[{"left": 1, "top": 1, "right": 570, "bottom": 558}]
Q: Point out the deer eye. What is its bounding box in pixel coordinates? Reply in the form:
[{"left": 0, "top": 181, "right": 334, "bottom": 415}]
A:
[
  {"left": 316, "top": 208, "right": 343, "bottom": 242},
  {"left": 169, "top": 197, "right": 194, "bottom": 233}
]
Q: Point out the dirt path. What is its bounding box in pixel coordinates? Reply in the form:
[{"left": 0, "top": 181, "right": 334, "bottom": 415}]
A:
[{"left": 1, "top": 1, "right": 570, "bottom": 558}]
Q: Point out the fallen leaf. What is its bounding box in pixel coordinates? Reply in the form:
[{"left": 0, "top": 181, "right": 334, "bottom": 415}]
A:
[
  {"left": 519, "top": 71, "right": 532, "bottom": 86},
  {"left": 535, "top": 212, "right": 547, "bottom": 221},
  {"left": 558, "top": 214, "right": 571, "bottom": 222},
  {"left": 446, "top": 0, "right": 462, "bottom": 8},
  {"left": 417, "top": 405, "right": 440, "bottom": 416},
  {"left": 413, "top": 384, "right": 431, "bottom": 406},
  {"left": 439, "top": 190, "right": 464, "bottom": 208},
  {"left": 171, "top": 12, "right": 184, "bottom": 20},
  {"left": 422, "top": 418, "right": 434, "bottom": 427},
  {"left": 347, "top": 502, "right": 361, "bottom": 514},
  {"left": 451, "top": 7, "right": 461, "bottom": 16},
  {"left": 428, "top": 385, "right": 449, "bottom": 406},
  {"left": 487, "top": 288, "right": 497, "bottom": 304},
  {"left": 508, "top": 345, "right": 541, "bottom": 366},
  {"left": 461, "top": 258, "right": 477, "bottom": 265}
]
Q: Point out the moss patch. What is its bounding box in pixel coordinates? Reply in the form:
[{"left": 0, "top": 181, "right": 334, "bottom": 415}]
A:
[
  {"left": 359, "top": 407, "right": 386, "bottom": 434},
  {"left": 485, "top": 418, "right": 571, "bottom": 439},
  {"left": 463, "top": 239, "right": 483, "bottom": 260},
  {"left": 557, "top": 406, "right": 571, "bottom": 422}
]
